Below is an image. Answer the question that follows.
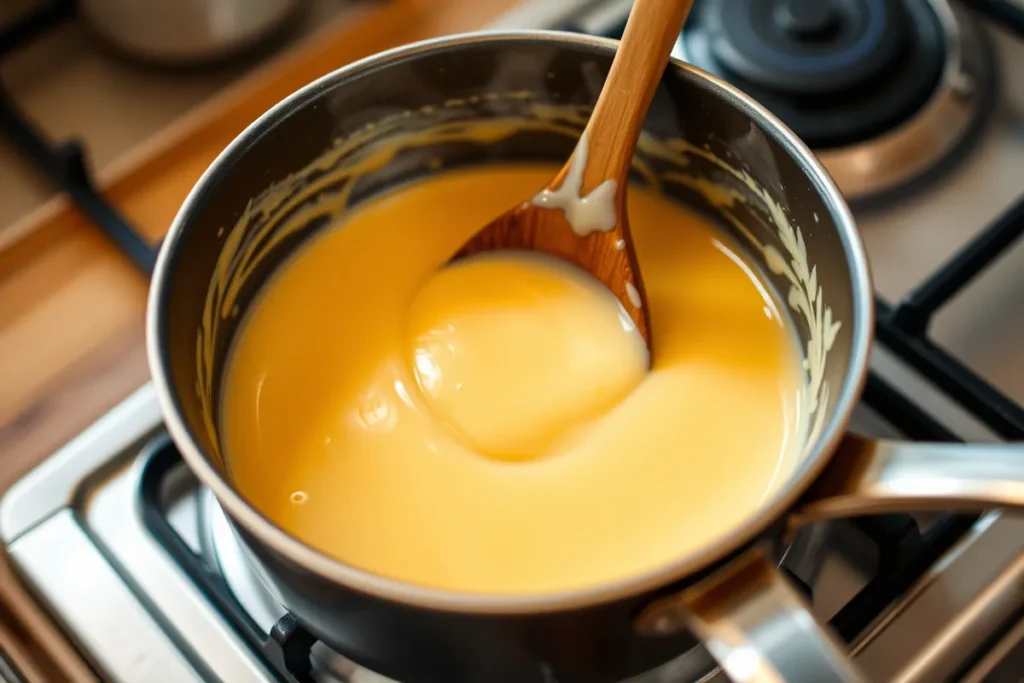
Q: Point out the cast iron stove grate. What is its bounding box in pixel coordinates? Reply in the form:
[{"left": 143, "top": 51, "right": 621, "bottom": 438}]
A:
[{"left": 0, "top": 0, "right": 158, "bottom": 275}]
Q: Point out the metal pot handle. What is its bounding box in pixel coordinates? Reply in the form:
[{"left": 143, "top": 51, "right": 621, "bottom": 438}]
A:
[
  {"left": 790, "top": 434, "right": 1024, "bottom": 525},
  {"left": 635, "top": 434, "right": 1024, "bottom": 682},
  {"left": 636, "top": 548, "right": 867, "bottom": 682}
]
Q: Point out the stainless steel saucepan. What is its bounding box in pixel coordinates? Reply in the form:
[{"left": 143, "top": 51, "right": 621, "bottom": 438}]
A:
[{"left": 146, "top": 31, "right": 1024, "bottom": 683}]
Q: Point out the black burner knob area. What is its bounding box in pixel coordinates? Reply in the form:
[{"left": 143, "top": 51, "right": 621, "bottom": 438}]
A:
[
  {"left": 705, "top": 0, "right": 907, "bottom": 94},
  {"left": 682, "top": 0, "right": 947, "bottom": 148},
  {"left": 773, "top": 0, "right": 841, "bottom": 41}
]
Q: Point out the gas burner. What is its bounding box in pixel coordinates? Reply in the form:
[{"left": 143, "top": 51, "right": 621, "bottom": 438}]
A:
[
  {"left": 685, "top": 0, "right": 946, "bottom": 146},
  {"left": 199, "top": 488, "right": 392, "bottom": 683},
  {"left": 679, "top": 0, "right": 996, "bottom": 200}
]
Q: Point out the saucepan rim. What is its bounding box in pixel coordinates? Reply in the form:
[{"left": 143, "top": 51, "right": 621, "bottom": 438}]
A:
[{"left": 146, "top": 29, "right": 874, "bottom": 615}]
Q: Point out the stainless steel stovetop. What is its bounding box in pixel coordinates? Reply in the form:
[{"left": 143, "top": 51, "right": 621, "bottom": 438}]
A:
[
  {"left": 4, "top": 1, "right": 1024, "bottom": 681},
  {"left": 1, "top": 364, "right": 1022, "bottom": 682}
]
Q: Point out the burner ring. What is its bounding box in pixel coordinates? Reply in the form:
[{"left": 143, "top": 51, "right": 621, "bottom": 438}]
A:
[
  {"left": 678, "top": 0, "right": 996, "bottom": 201},
  {"left": 201, "top": 490, "right": 371, "bottom": 681},
  {"left": 705, "top": 0, "right": 901, "bottom": 94},
  {"left": 816, "top": 1, "right": 995, "bottom": 201}
]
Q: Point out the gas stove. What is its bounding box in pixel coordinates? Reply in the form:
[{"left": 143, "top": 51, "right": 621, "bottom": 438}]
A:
[
  {"left": 3, "top": 0, "right": 1024, "bottom": 681},
  {"left": 2, "top": 372, "right": 1023, "bottom": 683}
]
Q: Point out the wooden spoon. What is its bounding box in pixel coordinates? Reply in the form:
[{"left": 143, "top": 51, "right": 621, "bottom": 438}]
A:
[{"left": 453, "top": 0, "right": 695, "bottom": 346}]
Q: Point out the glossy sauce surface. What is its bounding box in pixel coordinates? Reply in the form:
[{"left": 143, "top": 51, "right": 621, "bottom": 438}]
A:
[
  {"left": 221, "top": 165, "right": 806, "bottom": 595},
  {"left": 407, "top": 251, "right": 649, "bottom": 461}
]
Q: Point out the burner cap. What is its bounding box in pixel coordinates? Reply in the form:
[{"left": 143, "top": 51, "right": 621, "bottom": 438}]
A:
[
  {"left": 772, "top": 0, "right": 841, "bottom": 40},
  {"left": 705, "top": 0, "right": 907, "bottom": 95},
  {"left": 684, "top": 0, "right": 948, "bottom": 148}
]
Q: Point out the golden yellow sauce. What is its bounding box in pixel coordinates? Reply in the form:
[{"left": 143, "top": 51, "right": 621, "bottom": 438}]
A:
[
  {"left": 221, "top": 165, "right": 806, "bottom": 595},
  {"left": 407, "top": 251, "right": 649, "bottom": 461}
]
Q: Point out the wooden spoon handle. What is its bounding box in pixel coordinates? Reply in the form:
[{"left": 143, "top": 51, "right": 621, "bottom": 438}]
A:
[{"left": 578, "top": 0, "right": 695, "bottom": 195}]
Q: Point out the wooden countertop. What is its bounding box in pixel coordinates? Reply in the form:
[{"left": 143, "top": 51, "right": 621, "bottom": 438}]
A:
[
  {"left": 0, "top": 0, "right": 523, "bottom": 678},
  {"left": 0, "top": 0, "right": 525, "bottom": 491}
]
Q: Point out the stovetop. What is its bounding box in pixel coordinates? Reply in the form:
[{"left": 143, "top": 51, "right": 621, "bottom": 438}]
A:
[
  {"left": 3, "top": 0, "right": 1024, "bottom": 681},
  {"left": 1, "top": 364, "right": 1022, "bottom": 683}
]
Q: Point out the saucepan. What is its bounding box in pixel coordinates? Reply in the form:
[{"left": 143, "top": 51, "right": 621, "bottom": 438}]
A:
[{"left": 146, "top": 31, "right": 1024, "bottom": 683}]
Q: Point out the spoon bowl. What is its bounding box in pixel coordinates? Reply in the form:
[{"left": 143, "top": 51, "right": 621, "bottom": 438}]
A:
[{"left": 453, "top": 0, "right": 696, "bottom": 347}]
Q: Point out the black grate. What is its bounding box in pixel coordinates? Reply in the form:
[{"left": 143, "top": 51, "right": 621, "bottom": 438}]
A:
[
  {"left": 0, "top": 0, "right": 73, "bottom": 56},
  {"left": 0, "top": 0, "right": 158, "bottom": 276},
  {"left": 139, "top": 437, "right": 317, "bottom": 683},
  {"left": 5, "top": 0, "right": 1024, "bottom": 680},
  {"left": 866, "top": 2, "right": 1024, "bottom": 439}
]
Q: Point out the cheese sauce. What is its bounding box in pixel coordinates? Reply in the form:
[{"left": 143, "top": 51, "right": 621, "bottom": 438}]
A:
[
  {"left": 407, "top": 251, "right": 649, "bottom": 461},
  {"left": 221, "top": 165, "right": 807, "bottom": 595}
]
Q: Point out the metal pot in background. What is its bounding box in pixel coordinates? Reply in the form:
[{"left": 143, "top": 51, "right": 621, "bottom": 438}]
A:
[{"left": 79, "top": 0, "right": 307, "bottom": 65}]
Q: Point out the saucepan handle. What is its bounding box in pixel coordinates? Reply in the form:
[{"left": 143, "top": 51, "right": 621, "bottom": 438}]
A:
[
  {"left": 635, "top": 549, "right": 867, "bottom": 682},
  {"left": 635, "top": 434, "right": 1024, "bottom": 681},
  {"left": 789, "top": 434, "right": 1024, "bottom": 525}
]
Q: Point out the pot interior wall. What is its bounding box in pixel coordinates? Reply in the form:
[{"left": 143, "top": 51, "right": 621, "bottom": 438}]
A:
[{"left": 156, "top": 34, "right": 859, "bottom": 500}]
